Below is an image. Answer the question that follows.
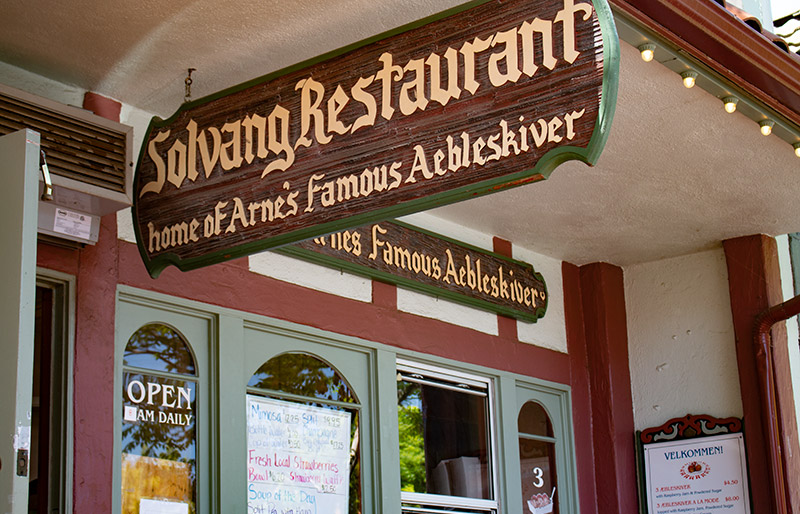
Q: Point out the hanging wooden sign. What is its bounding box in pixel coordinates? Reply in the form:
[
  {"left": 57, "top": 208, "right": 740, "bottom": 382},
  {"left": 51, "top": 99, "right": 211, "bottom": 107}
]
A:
[
  {"left": 280, "top": 221, "right": 548, "bottom": 322},
  {"left": 133, "top": 0, "right": 619, "bottom": 277}
]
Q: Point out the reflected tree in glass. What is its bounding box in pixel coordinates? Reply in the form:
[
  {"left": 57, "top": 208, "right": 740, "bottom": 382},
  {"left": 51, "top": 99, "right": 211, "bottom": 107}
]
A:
[
  {"left": 121, "top": 324, "right": 197, "bottom": 514},
  {"left": 249, "top": 352, "right": 362, "bottom": 514}
]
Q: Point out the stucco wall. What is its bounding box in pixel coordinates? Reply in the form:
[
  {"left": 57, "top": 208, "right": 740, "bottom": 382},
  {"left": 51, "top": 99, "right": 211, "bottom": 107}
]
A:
[{"left": 625, "top": 248, "right": 743, "bottom": 431}]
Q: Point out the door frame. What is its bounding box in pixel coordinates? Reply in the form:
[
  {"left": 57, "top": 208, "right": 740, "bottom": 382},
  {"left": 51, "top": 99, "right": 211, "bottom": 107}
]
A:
[{"left": 36, "top": 269, "right": 76, "bottom": 514}]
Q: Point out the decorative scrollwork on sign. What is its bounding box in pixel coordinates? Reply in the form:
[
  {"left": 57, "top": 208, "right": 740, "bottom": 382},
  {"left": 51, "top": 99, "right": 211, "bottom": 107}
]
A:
[{"left": 639, "top": 413, "right": 742, "bottom": 444}]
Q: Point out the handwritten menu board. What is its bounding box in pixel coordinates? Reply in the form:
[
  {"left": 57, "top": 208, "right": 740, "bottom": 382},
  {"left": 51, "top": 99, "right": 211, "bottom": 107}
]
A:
[
  {"left": 246, "top": 395, "right": 351, "bottom": 514},
  {"left": 643, "top": 433, "right": 750, "bottom": 514}
]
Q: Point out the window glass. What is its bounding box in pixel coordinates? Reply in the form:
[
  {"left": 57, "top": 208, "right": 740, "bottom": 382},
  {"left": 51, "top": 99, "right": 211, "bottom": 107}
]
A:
[
  {"left": 248, "top": 352, "right": 355, "bottom": 403},
  {"left": 121, "top": 324, "right": 197, "bottom": 514},
  {"left": 518, "top": 402, "right": 553, "bottom": 438},
  {"left": 247, "top": 352, "right": 362, "bottom": 514},
  {"left": 519, "top": 401, "right": 558, "bottom": 514},
  {"left": 397, "top": 364, "right": 494, "bottom": 511},
  {"left": 124, "top": 323, "right": 196, "bottom": 375}
]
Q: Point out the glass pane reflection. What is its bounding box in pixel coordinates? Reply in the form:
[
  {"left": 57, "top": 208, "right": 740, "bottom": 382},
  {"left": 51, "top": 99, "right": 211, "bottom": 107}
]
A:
[
  {"left": 122, "top": 372, "right": 196, "bottom": 513},
  {"left": 248, "top": 352, "right": 356, "bottom": 404},
  {"left": 124, "top": 324, "right": 196, "bottom": 375},
  {"left": 518, "top": 402, "right": 553, "bottom": 438},
  {"left": 519, "top": 401, "right": 557, "bottom": 514},
  {"left": 397, "top": 379, "right": 492, "bottom": 499},
  {"left": 519, "top": 438, "right": 558, "bottom": 514}
]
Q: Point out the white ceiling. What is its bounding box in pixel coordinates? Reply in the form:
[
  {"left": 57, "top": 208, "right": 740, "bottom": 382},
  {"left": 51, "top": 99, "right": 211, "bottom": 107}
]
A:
[{"left": 2, "top": 0, "right": 799, "bottom": 266}]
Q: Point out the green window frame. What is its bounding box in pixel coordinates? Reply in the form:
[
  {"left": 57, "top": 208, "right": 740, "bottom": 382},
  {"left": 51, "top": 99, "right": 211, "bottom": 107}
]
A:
[
  {"left": 114, "top": 291, "right": 215, "bottom": 514},
  {"left": 115, "top": 286, "right": 578, "bottom": 514}
]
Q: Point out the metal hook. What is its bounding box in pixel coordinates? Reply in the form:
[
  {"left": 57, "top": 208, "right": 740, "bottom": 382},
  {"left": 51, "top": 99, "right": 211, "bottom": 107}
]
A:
[{"left": 184, "top": 68, "right": 197, "bottom": 103}]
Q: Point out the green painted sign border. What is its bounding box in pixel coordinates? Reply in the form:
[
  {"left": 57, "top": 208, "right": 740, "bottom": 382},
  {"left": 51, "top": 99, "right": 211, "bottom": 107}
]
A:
[
  {"left": 133, "top": 0, "right": 620, "bottom": 278},
  {"left": 276, "top": 220, "right": 549, "bottom": 322}
]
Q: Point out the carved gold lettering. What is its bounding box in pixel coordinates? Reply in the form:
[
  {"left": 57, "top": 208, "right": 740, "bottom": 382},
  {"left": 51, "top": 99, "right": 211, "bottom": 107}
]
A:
[
  {"left": 399, "top": 58, "right": 428, "bottom": 116},
  {"left": 225, "top": 197, "right": 249, "bottom": 233},
  {"left": 555, "top": 0, "right": 593, "bottom": 64},
  {"left": 472, "top": 137, "right": 487, "bottom": 166},
  {"left": 242, "top": 113, "right": 268, "bottom": 164},
  {"left": 141, "top": 0, "right": 596, "bottom": 197},
  {"left": 548, "top": 116, "right": 564, "bottom": 143},
  {"left": 530, "top": 119, "right": 548, "bottom": 147},
  {"left": 488, "top": 28, "right": 522, "bottom": 87},
  {"left": 407, "top": 145, "right": 432, "bottom": 183},
  {"left": 368, "top": 224, "right": 388, "bottom": 260},
  {"left": 519, "top": 18, "right": 556, "bottom": 77},
  {"left": 167, "top": 139, "right": 187, "bottom": 189},
  {"left": 327, "top": 85, "right": 352, "bottom": 135},
  {"left": 187, "top": 120, "right": 221, "bottom": 179},
  {"left": 427, "top": 48, "right": 461, "bottom": 107},
  {"left": 295, "top": 77, "right": 332, "bottom": 149},
  {"left": 443, "top": 249, "right": 458, "bottom": 284},
  {"left": 486, "top": 133, "right": 502, "bottom": 161},
  {"left": 518, "top": 116, "right": 530, "bottom": 151},
  {"left": 337, "top": 174, "right": 360, "bottom": 202},
  {"left": 565, "top": 108, "right": 586, "bottom": 139},
  {"left": 350, "top": 76, "right": 377, "bottom": 133},
  {"left": 433, "top": 149, "right": 446, "bottom": 176},
  {"left": 376, "top": 53, "right": 403, "bottom": 121},
  {"left": 141, "top": 130, "right": 170, "bottom": 197},
  {"left": 499, "top": 119, "right": 520, "bottom": 157},
  {"left": 460, "top": 35, "right": 492, "bottom": 95},
  {"left": 220, "top": 121, "right": 244, "bottom": 170},
  {"left": 213, "top": 201, "right": 228, "bottom": 236},
  {"left": 264, "top": 104, "right": 295, "bottom": 177}
]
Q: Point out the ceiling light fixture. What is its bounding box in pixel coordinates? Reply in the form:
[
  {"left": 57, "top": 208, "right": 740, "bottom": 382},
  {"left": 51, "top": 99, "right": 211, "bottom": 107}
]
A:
[
  {"left": 793, "top": 142, "right": 800, "bottom": 158},
  {"left": 759, "top": 120, "right": 774, "bottom": 136},
  {"left": 681, "top": 70, "right": 698, "bottom": 88},
  {"left": 722, "top": 96, "right": 739, "bottom": 114},
  {"left": 638, "top": 43, "right": 656, "bottom": 62}
]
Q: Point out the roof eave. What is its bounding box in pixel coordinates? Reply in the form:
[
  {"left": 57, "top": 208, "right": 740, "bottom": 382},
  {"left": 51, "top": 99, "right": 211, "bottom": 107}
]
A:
[{"left": 611, "top": 0, "right": 800, "bottom": 128}]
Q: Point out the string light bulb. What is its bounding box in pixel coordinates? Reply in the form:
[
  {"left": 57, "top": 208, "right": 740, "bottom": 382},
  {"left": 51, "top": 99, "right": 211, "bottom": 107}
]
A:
[
  {"left": 722, "top": 96, "right": 738, "bottom": 114},
  {"left": 638, "top": 44, "right": 656, "bottom": 62},
  {"left": 793, "top": 142, "right": 800, "bottom": 158},
  {"left": 681, "top": 70, "right": 698, "bottom": 88},
  {"left": 759, "top": 120, "right": 774, "bottom": 136}
]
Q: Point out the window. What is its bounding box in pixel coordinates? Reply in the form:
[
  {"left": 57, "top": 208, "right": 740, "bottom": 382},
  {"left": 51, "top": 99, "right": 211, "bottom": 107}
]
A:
[
  {"left": 518, "top": 402, "right": 558, "bottom": 514},
  {"left": 397, "top": 360, "right": 496, "bottom": 513},
  {"left": 121, "top": 324, "right": 198, "bottom": 514},
  {"left": 114, "top": 288, "right": 580, "bottom": 514},
  {"left": 246, "top": 352, "right": 362, "bottom": 514}
]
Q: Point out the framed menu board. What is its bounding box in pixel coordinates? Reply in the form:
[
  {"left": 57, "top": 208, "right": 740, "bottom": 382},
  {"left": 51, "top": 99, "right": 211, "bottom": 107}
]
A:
[
  {"left": 246, "top": 395, "right": 352, "bottom": 514},
  {"left": 638, "top": 414, "right": 751, "bottom": 514}
]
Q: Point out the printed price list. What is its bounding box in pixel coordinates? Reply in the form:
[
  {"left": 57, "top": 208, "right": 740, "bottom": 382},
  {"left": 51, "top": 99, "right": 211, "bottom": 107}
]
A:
[
  {"left": 246, "top": 395, "right": 351, "bottom": 514},
  {"left": 644, "top": 433, "right": 750, "bottom": 514}
]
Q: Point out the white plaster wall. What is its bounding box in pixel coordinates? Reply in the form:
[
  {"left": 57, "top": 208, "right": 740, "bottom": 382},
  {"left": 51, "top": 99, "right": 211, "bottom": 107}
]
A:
[
  {"left": 117, "top": 103, "right": 156, "bottom": 243},
  {"left": 776, "top": 234, "right": 800, "bottom": 439},
  {"left": 514, "top": 244, "right": 567, "bottom": 353},
  {"left": 625, "top": 248, "right": 743, "bottom": 431},
  {"left": 0, "top": 62, "right": 84, "bottom": 108},
  {"left": 249, "top": 251, "right": 373, "bottom": 302}
]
